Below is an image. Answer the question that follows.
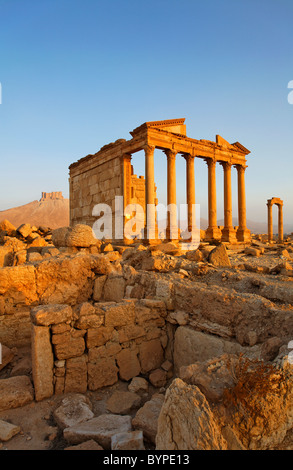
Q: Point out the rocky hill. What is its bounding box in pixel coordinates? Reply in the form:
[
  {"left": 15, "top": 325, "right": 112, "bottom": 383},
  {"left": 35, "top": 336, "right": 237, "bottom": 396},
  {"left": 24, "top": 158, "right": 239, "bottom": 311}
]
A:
[{"left": 0, "top": 193, "right": 69, "bottom": 229}]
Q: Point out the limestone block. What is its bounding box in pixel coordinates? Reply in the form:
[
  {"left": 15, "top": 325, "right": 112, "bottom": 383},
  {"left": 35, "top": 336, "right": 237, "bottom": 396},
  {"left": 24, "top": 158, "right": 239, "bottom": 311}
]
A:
[
  {"left": 53, "top": 394, "right": 94, "bottom": 429},
  {"left": 0, "top": 264, "right": 37, "bottom": 304},
  {"left": 128, "top": 377, "right": 149, "bottom": 394},
  {"left": 111, "top": 430, "right": 145, "bottom": 450},
  {"left": 30, "top": 304, "right": 72, "bottom": 326},
  {"left": 86, "top": 326, "right": 114, "bottom": 348},
  {"left": 0, "top": 419, "right": 21, "bottom": 441},
  {"left": 54, "top": 335, "right": 85, "bottom": 360},
  {"left": 88, "top": 357, "right": 118, "bottom": 390},
  {"left": 103, "top": 276, "right": 126, "bottom": 302},
  {"left": 17, "top": 223, "right": 32, "bottom": 238},
  {"left": 64, "top": 355, "right": 88, "bottom": 394},
  {"left": 0, "top": 246, "right": 13, "bottom": 268},
  {"left": 0, "top": 344, "right": 15, "bottom": 372},
  {"left": 64, "top": 440, "right": 104, "bottom": 450},
  {"left": 0, "top": 219, "right": 16, "bottom": 236},
  {"left": 139, "top": 339, "right": 164, "bottom": 374},
  {"left": 116, "top": 348, "right": 141, "bottom": 381},
  {"left": 118, "top": 325, "right": 145, "bottom": 343},
  {"left": 74, "top": 302, "right": 104, "bottom": 329},
  {"left": 208, "top": 243, "right": 231, "bottom": 267},
  {"left": 106, "top": 391, "right": 141, "bottom": 415},
  {"left": 0, "top": 376, "right": 34, "bottom": 411},
  {"left": 149, "top": 369, "right": 167, "bottom": 388},
  {"left": 35, "top": 254, "right": 95, "bottom": 304},
  {"left": 93, "top": 275, "right": 107, "bottom": 301},
  {"left": 173, "top": 327, "right": 242, "bottom": 372},
  {"left": 63, "top": 414, "right": 132, "bottom": 449},
  {"left": 132, "top": 394, "right": 165, "bottom": 444},
  {"left": 104, "top": 300, "right": 135, "bottom": 328},
  {"left": 155, "top": 379, "right": 227, "bottom": 450},
  {"left": 31, "top": 324, "right": 54, "bottom": 401}
]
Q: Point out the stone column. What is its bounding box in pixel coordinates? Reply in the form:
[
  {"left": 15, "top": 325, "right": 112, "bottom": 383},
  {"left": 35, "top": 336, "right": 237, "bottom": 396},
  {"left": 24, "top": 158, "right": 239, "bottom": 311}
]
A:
[
  {"left": 278, "top": 203, "right": 284, "bottom": 243},
  {"left": 164, "top": 149, "right": 178, "bottom": 240},
  {"left": 205, "top": 159, "right": 221, "bottom": 241},
  {"left": 122, "top": 154, "right": 132, "bottom": 210},
  {"left": 236, "top": 164, "right": 251, "bottom": 242},
  {"left": 221, "top": 161, "right": 237, "bottom": 243},
  {"left": 144, "top": 144, "right": 156, "bottom": 240},
  {"left": 267, "top": 201, "right": 273, "bottom": 242},
  {"left": 184, "top": 154, "right": 195, "bottom": 234}
]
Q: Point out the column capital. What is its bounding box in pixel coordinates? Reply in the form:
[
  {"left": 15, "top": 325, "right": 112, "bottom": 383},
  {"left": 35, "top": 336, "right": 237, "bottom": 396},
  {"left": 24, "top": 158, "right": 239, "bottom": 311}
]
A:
[
  {"left": 143, "top": 144, "right": 155, "bottom": 156},
  {"left": 220, "top": 160, "right": 232, "bottom": 169},
  {"left": 163, "top": 148, "right": 177, "bottom": 160},
  {"left": 182, "top": 153, "right": 195, "bottom": 162},
  {"left": 234, "top": 163, "right": 247, "bottom": 171},
  {"left": 204, "top": 157, "right": 217, "bottom": 167},
  {"left": 120, "top": 152, "right": 132, "bottom": 162}
]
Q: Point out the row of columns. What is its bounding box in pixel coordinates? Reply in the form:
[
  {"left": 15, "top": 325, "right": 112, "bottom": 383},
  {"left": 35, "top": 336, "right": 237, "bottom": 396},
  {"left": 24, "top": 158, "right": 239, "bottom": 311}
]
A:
[
  {"left": 143, "top": 144, "right": 250, "bottom": 242},
  {"left": 267, "top": 199, "right": 283, "bottom": 243}
]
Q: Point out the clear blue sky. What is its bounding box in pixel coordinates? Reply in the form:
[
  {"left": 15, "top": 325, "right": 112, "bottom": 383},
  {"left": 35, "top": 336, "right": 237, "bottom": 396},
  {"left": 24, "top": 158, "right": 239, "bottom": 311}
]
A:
[{"left": 0, "top": 0, "right": 292, "bottom": 227}]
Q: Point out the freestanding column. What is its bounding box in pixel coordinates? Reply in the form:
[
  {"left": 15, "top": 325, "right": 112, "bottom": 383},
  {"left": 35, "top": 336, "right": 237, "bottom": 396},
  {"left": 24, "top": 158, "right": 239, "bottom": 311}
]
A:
[
  {"left": 221, "top": 161, "right": 237, "bottom": 243},
  {"left": 185, "top": 154, "right": 195, "bottom": 234},
  {"left": 236, "top": 164, "right": 251, "bottom": 242},
  {"left": 267, "top": 202, "right": 273, "bottom": 242},
  {"left": 144, "top": 144, "right": 156, "bottom": 240},
  {"left": 278, "top": 203, "right": 284, "bottom": 242},
  {"left": 205, "top": 159, "right": 221, "bottom": 241},
  {"left": 164, "top": 149, "right": 178, "bottom": 240}
]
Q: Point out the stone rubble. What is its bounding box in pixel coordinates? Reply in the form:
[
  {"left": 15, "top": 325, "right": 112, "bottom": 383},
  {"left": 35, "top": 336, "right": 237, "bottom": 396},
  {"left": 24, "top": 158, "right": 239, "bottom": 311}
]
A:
[{"left": 0, "top": 223, "right": 293, "bottom": 450}]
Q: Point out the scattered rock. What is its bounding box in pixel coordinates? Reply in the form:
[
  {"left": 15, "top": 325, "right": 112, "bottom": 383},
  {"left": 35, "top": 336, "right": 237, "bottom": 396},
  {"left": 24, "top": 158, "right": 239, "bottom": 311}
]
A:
[
  {"left": 64, "top": 439, "right": 104, "bottom": 450},
  {"left": 53, "top": 394, "right": 94, "bottom": 429},
  {"left": 0, "top": 344, "right": 15, "bottom": 371},
  {"left": 0, "top": 376, "right": 34, "bottom": 412},
  {"left": 106, "top": 391, "right": 141, "bottom": 415},
  {"left": 111, "top": 430, "right": 145, "bottom": 450},
  {"left": 156, "top": 378, "right": 227, "bottom": 450},
  {"left": 208, "top": 243, "right": 231, "bottom": 267},
  {"left": 128, "top": 377, "right": 149, "bottom": 394},
  {"left": 0, "top": 420, "right": 21, "bottom": 442},
  {"left": 149, "top": 369, "right": 167, "bottom": 388},
  {"left": 132, "top": 393, "right": 165, "bottom": 443},
  {"left": 63, "top": 414, "right": 132, "bottom": 449}
]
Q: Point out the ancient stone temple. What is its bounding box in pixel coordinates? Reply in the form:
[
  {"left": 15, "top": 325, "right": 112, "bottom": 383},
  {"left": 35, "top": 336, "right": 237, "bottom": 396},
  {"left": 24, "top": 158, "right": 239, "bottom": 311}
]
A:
[{"left": 69, "top": 118, "right": 251, "bottom": 243}]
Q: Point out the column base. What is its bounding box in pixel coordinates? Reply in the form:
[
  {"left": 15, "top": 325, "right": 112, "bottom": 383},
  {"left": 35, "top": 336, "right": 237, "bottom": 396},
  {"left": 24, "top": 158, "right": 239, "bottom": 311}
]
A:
[
  {"left": 221, "top": 226, "right": 237, "bottom": 243},
  {"left": 205, "top": 226, "right": 222, "bottom": 242},
  {"left": 236, "top": 227, "right": 251, "bottom": 243}
]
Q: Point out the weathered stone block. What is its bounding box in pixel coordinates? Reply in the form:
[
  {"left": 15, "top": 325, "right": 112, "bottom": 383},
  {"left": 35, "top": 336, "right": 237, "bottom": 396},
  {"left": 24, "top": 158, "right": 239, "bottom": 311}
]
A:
[
  {"left": 116, "top": 348, "right": 141, "bottom": 381},
  {"left": 103, "top": 276, "right": 126, "bottom": 302},
  {"left": 0, "top": 376, "right": 34, "bottom": 411},
  {"left": 139, "top": 339, "right": 164, "bottom": 374},
  {"left": 88, "top": 357, "right": 118, "bottom": 390},
  {"left": 104, "top": 300, "right": 135, "bottom": 328},
  {"left": 31, "top": 324, "right": 54, "bottom": 401},
  {"left": 93, "top": 275, "right": 107, "bottom": 301},
  {"left": 54, "top": 335, "right": 85, "bottom": 360},
  {"left": 31, "top": 304, "right": 72, "bottom": 326},
  {"left": 64, "top": 355, "right": 88, "bottom": 394},
  {"left": 86, "top": 326, "right": 114, "bottom": 348}
]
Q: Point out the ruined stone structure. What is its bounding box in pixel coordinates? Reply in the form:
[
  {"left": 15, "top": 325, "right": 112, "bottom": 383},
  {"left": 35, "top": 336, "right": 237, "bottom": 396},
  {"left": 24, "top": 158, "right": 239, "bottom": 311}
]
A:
[
  {"left": 267, "top": 197, "right": 284, "bottom": 243},
  {"left": 69, "top": 119, "right": 251, "bottom": 243},
  {"left": 40, "top": 191, "right": 64, "bottom": 201}
]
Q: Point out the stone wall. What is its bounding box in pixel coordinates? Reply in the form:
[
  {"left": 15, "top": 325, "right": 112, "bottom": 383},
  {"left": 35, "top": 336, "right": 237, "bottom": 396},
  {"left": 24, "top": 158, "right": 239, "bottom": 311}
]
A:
[
  {"left": 31, "top": 298, "right": 168, "bottom": 401},
  {"left": 69, "top": 154, "right": 122, "bottom": 229}
]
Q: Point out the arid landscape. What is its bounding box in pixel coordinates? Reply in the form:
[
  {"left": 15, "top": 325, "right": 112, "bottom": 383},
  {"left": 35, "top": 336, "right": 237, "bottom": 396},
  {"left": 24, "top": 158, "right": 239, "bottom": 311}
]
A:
[{"left": 0, "top": 217, "right": 292, "bottom": 451}]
